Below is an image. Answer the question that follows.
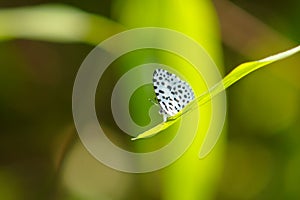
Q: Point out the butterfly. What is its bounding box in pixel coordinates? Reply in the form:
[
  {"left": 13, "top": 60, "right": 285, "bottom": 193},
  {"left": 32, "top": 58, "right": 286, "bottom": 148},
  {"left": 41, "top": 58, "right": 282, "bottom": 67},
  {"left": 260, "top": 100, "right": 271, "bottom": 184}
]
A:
[{"left": 153, "top": 68, "right": 195, "bottom": 122}]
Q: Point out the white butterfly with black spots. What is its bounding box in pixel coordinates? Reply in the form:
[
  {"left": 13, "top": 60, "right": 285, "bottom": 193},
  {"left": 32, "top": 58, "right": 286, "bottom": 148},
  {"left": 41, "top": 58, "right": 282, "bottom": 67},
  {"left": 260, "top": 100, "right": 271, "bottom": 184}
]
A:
[{"left": 153, "top": 68, "right": 195, "bottom": 122}]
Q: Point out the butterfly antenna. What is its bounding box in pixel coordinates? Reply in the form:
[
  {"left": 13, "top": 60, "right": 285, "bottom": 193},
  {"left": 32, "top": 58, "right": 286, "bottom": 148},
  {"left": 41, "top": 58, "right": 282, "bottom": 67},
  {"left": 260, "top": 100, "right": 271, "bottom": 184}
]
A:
[{"left": 148, "top": 98, "right": 158, "bottom": 106}]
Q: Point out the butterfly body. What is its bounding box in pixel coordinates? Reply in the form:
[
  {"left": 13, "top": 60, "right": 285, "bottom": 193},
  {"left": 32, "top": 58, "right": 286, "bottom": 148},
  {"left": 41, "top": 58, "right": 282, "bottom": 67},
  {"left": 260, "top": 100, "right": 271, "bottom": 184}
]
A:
[{"left": 153, "top": 69, "right": 195, "bottom": 122}]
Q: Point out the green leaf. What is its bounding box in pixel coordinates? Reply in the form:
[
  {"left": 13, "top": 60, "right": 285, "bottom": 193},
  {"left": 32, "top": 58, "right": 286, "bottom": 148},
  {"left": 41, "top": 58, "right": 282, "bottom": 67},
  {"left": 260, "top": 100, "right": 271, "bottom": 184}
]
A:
[
  {"left": 0, "top": 4, "right": 124, "bottom": 44},
  {"left": 132, "top": 45, "right": 300, "bottom": 140}
]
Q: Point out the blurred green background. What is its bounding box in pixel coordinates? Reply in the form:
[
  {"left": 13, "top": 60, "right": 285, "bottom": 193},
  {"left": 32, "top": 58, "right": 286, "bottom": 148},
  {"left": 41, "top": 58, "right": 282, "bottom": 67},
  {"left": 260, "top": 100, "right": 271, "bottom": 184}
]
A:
[{"left": 0, "top": 0, "right": 300, "bottom": 199}]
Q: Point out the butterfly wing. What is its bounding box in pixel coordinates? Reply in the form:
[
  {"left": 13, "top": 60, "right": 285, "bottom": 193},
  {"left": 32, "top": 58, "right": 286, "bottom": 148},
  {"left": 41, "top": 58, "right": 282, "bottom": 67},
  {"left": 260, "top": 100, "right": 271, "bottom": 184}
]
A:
[{"left": 153, "top": 69, "right": 195, "bottom": 119}]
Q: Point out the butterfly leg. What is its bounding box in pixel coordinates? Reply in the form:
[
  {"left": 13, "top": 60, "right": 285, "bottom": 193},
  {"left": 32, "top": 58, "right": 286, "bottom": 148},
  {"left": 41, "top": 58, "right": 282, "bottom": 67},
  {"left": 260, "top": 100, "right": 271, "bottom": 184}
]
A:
[
  {"left": 158, "top": 109, "right": 168, "bottom": 122},
  {"left": 162, "top": 115, "right": 168, "bottom": 122}
]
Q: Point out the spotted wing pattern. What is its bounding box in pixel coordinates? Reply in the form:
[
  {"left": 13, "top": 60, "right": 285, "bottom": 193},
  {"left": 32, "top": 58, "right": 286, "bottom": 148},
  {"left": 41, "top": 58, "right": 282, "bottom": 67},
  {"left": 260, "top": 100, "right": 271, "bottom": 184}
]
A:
[{"left": 153, "top": 68, "right": 195, "bottom": 120}]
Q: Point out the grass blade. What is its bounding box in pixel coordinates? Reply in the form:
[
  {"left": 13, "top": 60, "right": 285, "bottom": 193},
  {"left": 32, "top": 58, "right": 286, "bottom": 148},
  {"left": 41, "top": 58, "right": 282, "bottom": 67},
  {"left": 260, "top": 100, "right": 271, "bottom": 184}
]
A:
[{"left": 133, "top": 45, "right": 300, "bottom": 140}]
